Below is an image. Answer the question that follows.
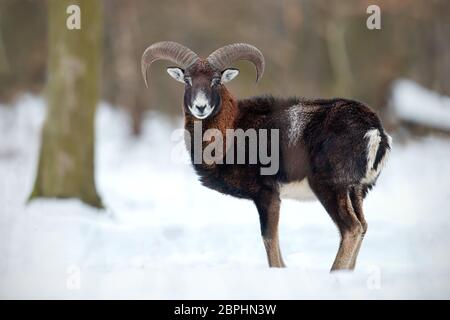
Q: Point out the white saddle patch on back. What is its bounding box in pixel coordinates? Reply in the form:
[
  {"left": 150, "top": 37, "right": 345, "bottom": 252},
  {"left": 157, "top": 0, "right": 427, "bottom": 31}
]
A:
[
  {"left": 279, "top": 178, "right": 317, "bottom": 201},
  {"left": 286, "top": 103, "right": 320, "bottom": 147},
  {"left": 286, "top": 105, "right": 303, "bottom": 146}
]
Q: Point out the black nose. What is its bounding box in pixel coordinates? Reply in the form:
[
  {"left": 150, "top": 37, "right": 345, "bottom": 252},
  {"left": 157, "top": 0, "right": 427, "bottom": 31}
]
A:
[{"left": 196, "top": 105, "right": 206, "bottom": 113}]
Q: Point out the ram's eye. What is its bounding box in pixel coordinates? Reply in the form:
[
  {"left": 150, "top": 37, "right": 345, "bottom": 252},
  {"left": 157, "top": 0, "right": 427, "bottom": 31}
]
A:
[
  {"left": 184, "top": 77, "right": 192, "bottom": 86},
  {"left": 211, "top": 78, "right": 221, "bottom": 86}
]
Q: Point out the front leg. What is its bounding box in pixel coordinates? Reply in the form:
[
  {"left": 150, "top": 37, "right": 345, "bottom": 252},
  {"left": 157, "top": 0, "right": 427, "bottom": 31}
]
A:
[{"left": 254, "top": 188, "right": 286, "bottom": 268}]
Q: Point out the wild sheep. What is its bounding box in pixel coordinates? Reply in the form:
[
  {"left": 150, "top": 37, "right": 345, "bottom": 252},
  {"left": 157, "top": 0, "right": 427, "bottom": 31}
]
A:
[{"left": 141, "top": 41, "right": 391, "bottom": 270}]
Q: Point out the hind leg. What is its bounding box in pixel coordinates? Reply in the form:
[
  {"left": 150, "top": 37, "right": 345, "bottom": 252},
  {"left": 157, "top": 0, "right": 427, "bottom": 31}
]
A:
[
  {"left": 349, "top": 186, "right": 368, "bottom": 269},
  {"left": 309, "top": 181, "right": 364, "bottom": 271}
]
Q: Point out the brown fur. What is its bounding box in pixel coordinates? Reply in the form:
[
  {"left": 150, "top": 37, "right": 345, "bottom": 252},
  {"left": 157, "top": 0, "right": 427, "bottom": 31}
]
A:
[
  {"left": 184, "top": 86, "right": 238, "bottom": 143},
  {"left": 166, "top": 59, "right": 390, "bottom": 271}
]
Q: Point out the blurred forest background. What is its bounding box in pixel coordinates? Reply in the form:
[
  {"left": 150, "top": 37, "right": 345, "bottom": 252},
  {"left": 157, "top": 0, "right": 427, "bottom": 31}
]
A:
[
  {"left": 0, "top": 0, "right": 449, "bottom": 135},
  {"left": 1, "top": 1, "right": 450, "bottom": 298}
]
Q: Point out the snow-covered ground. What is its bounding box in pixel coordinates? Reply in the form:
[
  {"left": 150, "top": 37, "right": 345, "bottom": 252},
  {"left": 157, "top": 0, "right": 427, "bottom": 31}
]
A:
[
  {"left": 391, "top": 79, "right": 450, "bottom": 131},
  {"left": 1, "top": 90, "right": 450, "bottom": 299}
]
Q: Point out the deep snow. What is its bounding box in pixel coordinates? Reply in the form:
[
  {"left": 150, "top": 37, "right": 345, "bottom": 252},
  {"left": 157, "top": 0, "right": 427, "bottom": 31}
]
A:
[{"left": 0, "top": 90, "right": 450, "bottom": 299}]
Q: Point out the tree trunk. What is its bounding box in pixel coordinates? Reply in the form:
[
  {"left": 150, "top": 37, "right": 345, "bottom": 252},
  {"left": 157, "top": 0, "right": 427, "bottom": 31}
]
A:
[
  {"left": 109, "top": 0, "right": 143, "bottom": 136},
  {"left": 30, "top": 0, "right": 103, "bottom": 208},
  {"left": 0, "top": 1, "right": 10, "bottom": 75}
]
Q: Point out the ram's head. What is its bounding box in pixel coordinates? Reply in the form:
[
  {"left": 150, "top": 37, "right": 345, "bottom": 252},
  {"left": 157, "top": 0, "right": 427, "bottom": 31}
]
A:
[{"left": 141, "top": 41, "right": 264, "bottom": 119}]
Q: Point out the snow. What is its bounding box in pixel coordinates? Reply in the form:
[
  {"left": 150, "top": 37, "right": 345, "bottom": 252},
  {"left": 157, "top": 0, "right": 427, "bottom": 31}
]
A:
[
  {"left": 1, "top": 90, "right": 450, "bottom": 299},
  {"left": 390, "top": 79, "right": 450, "bottom": 131}
]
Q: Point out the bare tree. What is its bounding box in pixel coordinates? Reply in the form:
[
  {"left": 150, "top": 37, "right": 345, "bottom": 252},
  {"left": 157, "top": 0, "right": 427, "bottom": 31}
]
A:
[{"left": 30, "top": 0, "right": 103, "bottom": 208}]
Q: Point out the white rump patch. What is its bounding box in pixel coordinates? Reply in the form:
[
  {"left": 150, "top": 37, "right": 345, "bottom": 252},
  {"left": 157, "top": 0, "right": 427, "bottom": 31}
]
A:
[
  {"left": 361, "top": 129, "right": 391, "bottom": 184},
  {"left": 280, "top": 178, "right": 317, "bottom": 202}
]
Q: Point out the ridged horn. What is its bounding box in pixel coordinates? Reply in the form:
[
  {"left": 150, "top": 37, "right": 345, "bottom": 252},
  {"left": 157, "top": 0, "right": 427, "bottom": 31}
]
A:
[
  {"left": 141, "top": 41, "right": 199, "bottom": 87},
  {"left": 207, "top": 43, "right": 265, "bottom": 82}
]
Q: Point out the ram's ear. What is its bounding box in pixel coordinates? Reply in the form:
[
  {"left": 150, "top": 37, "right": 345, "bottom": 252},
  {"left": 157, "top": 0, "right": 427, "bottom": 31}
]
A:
[
  {"left": 221, "top": 68, "right": 239, "bottom": 83},
  {"left": 166, "top": 67, "right": 185, "bottom": 83}
]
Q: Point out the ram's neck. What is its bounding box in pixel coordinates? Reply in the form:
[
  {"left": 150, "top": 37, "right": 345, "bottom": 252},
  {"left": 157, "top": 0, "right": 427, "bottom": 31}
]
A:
[
  {"left": 184, "top": 85, "right": 238, "bottom": 135},
  {"left": 184, "top": 86, "right": 238, "bottom": 169}
]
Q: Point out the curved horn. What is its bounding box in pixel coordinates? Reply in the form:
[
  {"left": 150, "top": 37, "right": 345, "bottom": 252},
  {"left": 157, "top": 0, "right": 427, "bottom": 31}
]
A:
[
  {"left": 141, "top": 41, "right": 199, "bottom": 87},
  {"left": 207, "top": 43, "right": 265, "bottom": 82}
]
